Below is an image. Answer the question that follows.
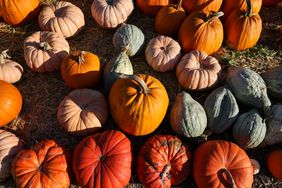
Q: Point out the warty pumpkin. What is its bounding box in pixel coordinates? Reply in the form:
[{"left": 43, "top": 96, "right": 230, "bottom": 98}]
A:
[
  {"left": 262, "top": 0, "right": 282, "bottom": 6},
  {"left": 182, "top": 0, "right": 223, "bottom": 12},
  {"left": 222, "top": 0, "right": 262, "bottom": 18},
  {"left": 136, "top": 0, "right": 169, "bottom": 16},
  {"left": 261, "top": 65, "right": 282, "bottom": 99},
  {"left": 267, "top": 149, "right": 282, "bottom": 181}
]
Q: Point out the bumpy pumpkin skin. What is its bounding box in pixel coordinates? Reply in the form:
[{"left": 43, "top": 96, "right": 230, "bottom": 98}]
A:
[
  {"left": 170, "top": 92, "right": 207, "bottom": 138},
  {"left": 73, "top": 130, "right": 132, "bottom": 188},
  {"left": 182, "top": 0, "right": 223, "bottom": 12},
  {"left": 137, "top": 135, "right": 192, "bottom": 188},
  {"left": 136, "top": 0, "right": 169, "bottom": 16},
  {"left": 193, "top": 140, "right": 254, "bottom": 188},
  {"left": 261, "top": 65, "right": 282, "bottom": 99},
  {"left": 222, "top": 0, "right": 262, "bottom": 18},
  {"left": 267, "top": 150, "right": 282, "bottom": 181},
  {"left": 262, "top": 0, "right": 282, "bottom": 6}
]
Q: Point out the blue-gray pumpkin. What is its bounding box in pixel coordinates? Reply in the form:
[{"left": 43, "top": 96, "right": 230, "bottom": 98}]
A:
[{"left": 261, "top": 65, "right": 282, "bottom": 99}]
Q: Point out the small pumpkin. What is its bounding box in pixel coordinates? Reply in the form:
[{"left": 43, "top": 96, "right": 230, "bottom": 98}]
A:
[
  {"left": 251, "top": 159, "right": 260, "bottom": 175},
  {"left": 233, "top": 109, "right": 266, "bottom": 149},
  {"left": 178, "top": 11, "right": 224, "bottom": 55},
  {"left": 0, "top": 130, "right": 24, "bottom": 182},
  {"left": 267, "top": 149, "right": 282, "bottom": 181},
  {"left": 73, "top": 130, "right": 132, "bottom": 188},
  {"left": 170, "top": 91, "right": 207, "bottom": 138},
  {"left": 24, "top": 31, "right": 70, "bottom": 73},
  {"left": 0, "top": 50, "right": 23, "bottom": 83},
  {"left": 145, "top": 35, "right": 181, "bottom": 72},
  {"left": 91, "top": 0, "right": 134, "bottom": 28},
  {"left": 11, "top": 140, "right": 70, "bottom": 188},
  {"left": 222, "top": 0, "right": 262, "bottom": 18},
  {"left": 61, "top": 50, "right": 101, "bottom": 89},
  {"left": 182, "top": 0, "right": 223, "bottom": 12},
  {"left": 39, "top": 1, "right": 85, "bottom": 38},
  {"left": 137, "top": 135, "right": 192, "bottom": 188},
  {"left": 113, "top": 24, "right": 145, "bottom": 56},
  {"left": 136, "top": 0, "right": 169, "bottom": 16},
  {"left": 57, "top": 89, "right": 108, "bottom": 135},
  {"left": 193, "top": 140, "right": 254, "bottom": 188},
  {"left": 204, "top": 86, "right": 239, "bottom": 134},
  {"left": 109, "top": 74, "right": 169, "bottom": 136},
  {"left": 261, "top": 65, "right": 282, "bottom": 99},
  {"left": 262, "top": 0, "right": 282, "bottom": 6},
  {"left": 176, "top": 50, "right": 221, "bottom": 90}
]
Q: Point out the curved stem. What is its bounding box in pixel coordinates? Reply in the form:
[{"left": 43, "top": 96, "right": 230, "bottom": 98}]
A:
[
  {"left": 120, "top": 74, "right": 150, "bottom": 94},
  {"left": 0, "top": 49, "right": 11, "bottom": 64},
  {"left": 206, "top": 11, "right": 224, "bottom": 23},
  {"left": 39, "top": 42, "right": 52, "bottom": 51},
  {"left": 222, "top": 168, "right": 236, "bottom": 188},
  {"left": 176, "top": 0, "right": 183, "bottom": 11},
  {"left": 78, "top": 51, "right": 86, "bottom": 64},
  {"left": 160, "top": 163, "right": 171, "bottom": 180},
  {"left": 246, "top": 0, "right": 252, "bottom": 17}
]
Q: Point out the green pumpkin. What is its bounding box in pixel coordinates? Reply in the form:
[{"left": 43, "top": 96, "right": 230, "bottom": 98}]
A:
[
  {"left": 204, "top": 86, "right": 239, "bottom": 134},
  {"left": 113, "top": 24, "right": 145, "bottom": 56},
  {"left": 170, "top": 91, "right": 207, "bottom": 138},
  {"left": 261, "top": 66, "right": 282, "bottom": 99}
]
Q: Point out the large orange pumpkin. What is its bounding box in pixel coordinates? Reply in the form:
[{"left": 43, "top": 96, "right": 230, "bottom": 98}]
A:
[
  {"left": 0, "top": 80, "right": 22, "bottom": 126},
  {"left": 136, "top": 0, "right": 169, "bottom": 16},
  {"left": 267, "top": 149, "right": 282, "bottom": 181},
  {"left": 222, "top": 0, "right": 262, "bottom": 18},
  {"left": 182, "top": 0, "right": 223, "bottom": 12},
  {"left": 262, "top": 0, "right": 282, "bottom": 6}
]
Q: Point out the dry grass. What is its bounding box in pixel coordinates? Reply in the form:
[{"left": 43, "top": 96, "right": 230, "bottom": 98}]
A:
[{"left": 0, "top": 0, "right": 282, "bottom": 187}]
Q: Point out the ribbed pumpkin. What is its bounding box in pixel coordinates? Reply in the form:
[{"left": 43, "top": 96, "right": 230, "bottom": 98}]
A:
[
  {"left": 182, "top": 0, "right": 223, "bottom": 12},
  {"left": 178, "top": 11, "right": 224, "bottom": 55},
  {"left": 61, "top": 51, "right": 101, "bottom": 89},
  {"left": 222, "top": 0, "right": 262, "bottom": 18},
  {"left": 261, "top": 65, "right": 282, "bottom": 99},
  {"left": 109, "top": 74, "right": 169, "bottom": 136},
  {"left": 0, "top": 81, "right": 22, "bottom": 126},
  {"left": 170, "top": 91, "right": 207, "bottom": 138},
  {"left": 262, "top": 0, "right": 282, "bottom": 6},
  {"left": 137, "top": 135, "right": 192, "bottom": 188},
  {"left": 136, "top": 0, "right": 169, "bottom": 16},
  {"left": 193, "top": 140, "right": 254, "bottom": 188},
  {"left": 267, "top": 150, "right": 282, "bottom": 181},
  {"left": 204, "top": 86, "right": 239, "bottom": 134}
]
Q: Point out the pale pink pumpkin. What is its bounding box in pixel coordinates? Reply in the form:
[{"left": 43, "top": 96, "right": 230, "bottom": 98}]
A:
[
  {"left": 24, "top": 31, "right": 69, "bottom": 73},
  {"left": 39, "top": 1, "right": 85, "bottom": 38},
  {"left": 146, "top": 35, "right": 181, "bottom": 72}
]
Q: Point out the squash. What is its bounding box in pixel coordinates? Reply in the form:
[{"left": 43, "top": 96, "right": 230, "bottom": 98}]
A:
[
  {"left": 204, "top": 86, "right": 239, "bottom": 134},
  {"left": 109, "top": 74, "right": 169, "bottom": 136},
  {"left": 91, "top": 0, "right": 134, "bottom": 28},
  {"left": 57, "top": 89, "right": 108, "bottom": 135},
  {"left": 145, "top": 35, "right": 181, "bottom": 72},
  {"left": 193, "top": 140, "right": 254, "bottom": 188},
  {"left": 113, "top": 24, "right": 145, "bottom": 56},
  {"left": 222, "top": 0, "right": 262, "bottom": 18},
  {"left": 261, "top": 65, "right": 282, "bottom": 99},
  {"left": 178, "top": 11, "right": 224, "bottom": 55},
  {"left": 170, "top": 91, "right": 207, "bottom": 138},
  {"left": 262, "top": 0, "right": 282, "bottom": 6},
  {"left": 182, "top": 0, "right": 223, "bottom": 12},
  {"left": 24, "top": 31, "right": 70, "bottom": 73},
  {"left": 61, "top": 50, "right": 101, "bottom": 89},
  {"left": 136, "top": 0, "right": 169, "bottom": 16},
  {"left": 39, "top": 1, "right": 85, "bottom": 38},
  {"left": 251, "top": 159, "right": 260, "bottom": 175},
  {"left": 137, "top": 135, "right": 192, "bottom": 188},
  {"left": 267, "top": 149, "right": 282, "bottom": 181},
  {"left": 73, "top": 130, "right": 132, "bottom": 188},
  {"left": 176, "top": 50, "right": 221, "bottom": 90}
]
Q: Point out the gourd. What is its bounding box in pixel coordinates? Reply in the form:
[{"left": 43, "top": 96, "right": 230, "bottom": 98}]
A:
[
  {"left": 182, "top": 0, "right": 223, "bottom": 12},
  {"left": 136, "top": 0, "right": 169, "bottom": 16},
  {"left": 222, "top": 0, "right": 262, "bottom": 18},
  {"left": 267, "top": 149, "right": 282, "bottom": 181},
  {"left": 261, "top": 65, "right": 282, "bottom": 99},
  {"left": 262, "top": 0, "right": 282, "bottom": 6}
]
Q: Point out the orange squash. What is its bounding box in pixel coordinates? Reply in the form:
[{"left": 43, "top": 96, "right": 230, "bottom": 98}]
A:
[
  {"left": 222, "top": 0, "right": 262, "bottom": 18},
  {"left": 182, "top": 0, "right": 223, "bottom": 12},
  {"left": 136, "top": 0, "right": 169, "bottom": 16},
  {"left": 267, "top": 149, "right": 282, "bottom": 181}
]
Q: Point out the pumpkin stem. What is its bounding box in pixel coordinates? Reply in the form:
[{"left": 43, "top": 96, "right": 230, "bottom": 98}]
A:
[
  {"left": 0, "top": 50, "right": 11, "bottom": 64},
  {"left": 39, "top": 42, "right": 52, "bottom": 51},
  {"left": 78, "top": 51, "right": 86, "bottom": 64},
  {"left": 120, "top": 74, "right": 151, "bottom": 94},
  {"left": 246, "top": 0, "right": 252, "bottom": 17},
  {"left": 207, "top": 11, "right": 224, "bottom": 23},
  {"left": 176, "top": 0, "right": 183, "bottom": 11},
  {"left": 222, "top": 168, "right": 236, "bottom": 188},
  {"left": 160, "top": 163, "right": 171, "bottom": 180}
]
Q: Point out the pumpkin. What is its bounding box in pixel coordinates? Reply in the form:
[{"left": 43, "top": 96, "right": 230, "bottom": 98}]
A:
[
  {"left": 226, "top": 66, "right": 271, "bottom": 110},
  {"left": 251, "top": 159, "right": 260, "bottom": 175},
  {"left": 11, "top": 140, "right": 70, "bottom": 188},
  {"left": 267, "top": 149, "right": 282, "bottom": 181},
  {"left": 137, "top": 135, "right": 192, "bottom": 188},
  {"left": 0, "top": 50, "right": 23, "bottom": 83},
  {"left": 73, "top": 130, "right": 132, "bottom": 188},
  {"left": 0, "top": 130, "right": 24, "bottom": 182},
  {"left": 0, "top": 0, "right": 40, "bottom": 26},
  {"left": 109, "top": 74, "right": 169, "bottom": 136},
  {"left": 136, "top": 0, "right": 169, "bottom": 16},
  {"left": 103, "top": 51, "right": 133, "bottom": 93},
  {"left": 176, "top": 50, "right": 221, "bottom": 90},
  {"left": 222, "top": 0, "right": 262, "bottom": 18},
  {"left": 91, "top": 0, "right": 134, "bottom": 29},
  {"left": 61, "top": 50, "right": 101, "bottom": 89},
  {"left": 57, "top": 89, "right": 108, "bottom": 135},
  {"left": 261, "top": 65, "right": 282, "bottom": 99},
  {"left": 204, "top": 86, "right": 239, "bottom": 134},
  {"left": 182, "top": 0, "right": 223, "bottom": 12},
  {"left": 233, "top": 109, "right": 266, "bottom": 149},
  {"left": 178, "top": 11, "right": 224, "bottom": 55},
  {"left": 224, "top": 0, "right": 262, "bottom": 50},
  {"left": 262, "top": 0, "right": 282, "bottom": 6},
  {"left": 113, "top": 24, "right": 145, "bottom": 56},
  {"left": 155, "top": 0, "right": 186, "bottom": 37},
  {"left": 24, "top": 31, "right": 70, "bottom": 73},
  {"left": 145, "top": 35, "right": 181, "bottom": 72},
  {"left": 170, "top": 91, "right": 207, "bottom": 138},
  {"left": 193, "top": 140, "right": 254, "bottom": 188},
  {"left": 0, "top": 81, "right": 22, "bottom": 126},
  {"left": 38, "top": 1, "right": 85, "bottom": 38}
]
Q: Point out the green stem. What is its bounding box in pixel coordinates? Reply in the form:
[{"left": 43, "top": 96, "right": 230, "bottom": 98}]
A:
[
  {"left": 176, "top": 0, "right": 183, "bottom": 11},
  {"left": 222, "top": 168, "right": 236, "bottom": 188},
  {"left": 246, "top": 0, "right": 252, "bottom": 17},
  {"left": 120, "top": 74, "right": 151, "bottom": 94},
  {"left": 160, "top": 164, "right": 171, "bottom": 180},
  {"left": 78, "top": 51, "right": 86, "bottom": 64},
  {"left": 207, "top": 11, "right": 224, "bottom": 23},
  {"left": 0, "top": 50, "right": 10, "bottom": 64},
  {"left": 39, "top": 42, "right": 52, "bottom": 51}
]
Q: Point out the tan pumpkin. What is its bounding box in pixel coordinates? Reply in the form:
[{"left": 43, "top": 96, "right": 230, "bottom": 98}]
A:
[
  {"left": 176, "top": 50, "right": 221, "bottom": 90},
  {"left": 145, "top": 35, "right": 181, "bottom": 72},
  {"left": 39, "top": 1, "right": 85, "bottom": 38},
  {"left": 91, "top": 0, "right": 134, "bottom": 29},
  {"left": 24, "top": 31, "right": 70, "bottom": 73},
  {"left": 57, "top": 89, "right": 108, "bottom": 135},
  {"left": 0, "top": 50, "right": 23, "bottom": 83}
]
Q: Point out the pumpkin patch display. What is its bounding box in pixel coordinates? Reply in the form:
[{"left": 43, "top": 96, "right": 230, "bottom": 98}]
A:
[
  {"left": 39, "top": 1, "right": 85, "bottom": 38},
  {"left": 73, "top": 130, "right": 132, "bottom": 188},
  {"left": 262, "top": 0, "right": 282, "bottom": 6},
  {"left": 267, "top": 149, "right": 282, "bottom": 181},
  {"left": 182, "top": 0, "right": 223, "bottom": 12},
  {"left": 222, "top": 0, "right": 262, "bottom": 18},
  {"left": 261, "top": 65, "right": 282, "bottom": 99},
  {"left": 136, "top": 0, "right": 169, "bottom": 16},
  {"left": 24, "top": 31, "right": 70, "bottom": 73},
  {"left": 137, "top": 135, "right": 192, "bottom": 188}
]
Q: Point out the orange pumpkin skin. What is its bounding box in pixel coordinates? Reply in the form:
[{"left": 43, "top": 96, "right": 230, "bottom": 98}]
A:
[
  {"left": 0, "top": 80, "right": 22, "bottom": 126},
  {"left": 182, "top": 0, "right": 223, "bottom": 12},
  {"left": 262, "top": 0, "right": 282, "bottom": 6},
  {"left": 61, "top": 51, "right": 101, "bottom": 89},
  {"left": 136, "top": 0, "right": 169, "bottom": 16},
  {"left": 267, "top": 150, "right": 282, "bottom": 181},
  {"left": 222, "top": 0, "right": 262, "bottom": 18}
]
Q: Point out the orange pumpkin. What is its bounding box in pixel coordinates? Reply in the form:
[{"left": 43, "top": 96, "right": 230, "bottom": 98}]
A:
[
  {"left": 262, "top": 0, "right": 282, "bottom": 6},
  {"left": 267, "top": 149, "right": 282, "bottom": 181},
  {"left": 136, "top": 0, "right": 169, "bottom": 16},
  {"left": 182, "top": 0, "right": 223, "bottom": 12},
  {"left": 222, "top": 0, "right": 262, "bottom": 18},
  {"left": 0, "top": 80, "right": 22, "bottom": 126},
  {"left": 61, "top": 51, "right": 101, "bottom": 89}
]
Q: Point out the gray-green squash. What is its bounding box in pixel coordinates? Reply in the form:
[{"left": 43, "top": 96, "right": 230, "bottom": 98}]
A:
[
  {"left": 204, "top": 86, "right": 239, "bottom": 134},
  {"left": 261, "top": 66, "right": 282, "bottom": 99},
  {"left": 233, "top": 109, "right": 267, "bottom": 149},
  {"left": 113, "top": 24, "right": 145, "bottom": 56},
  {"left": 170, "top": 91, "right": 207, "bottom": 138}
]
